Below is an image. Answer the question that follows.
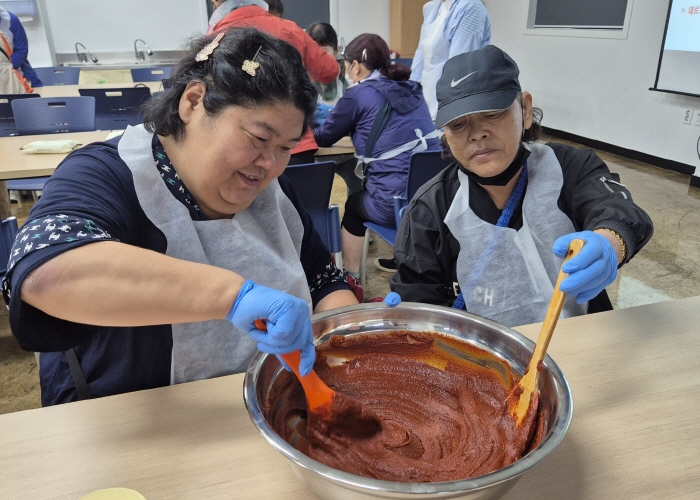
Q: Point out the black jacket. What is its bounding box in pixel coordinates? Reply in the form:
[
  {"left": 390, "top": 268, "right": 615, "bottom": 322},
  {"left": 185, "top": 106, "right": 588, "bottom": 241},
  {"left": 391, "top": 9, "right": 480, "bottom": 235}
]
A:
[{"left": 390, "top": 142, "right": 654, "bottom": 314}]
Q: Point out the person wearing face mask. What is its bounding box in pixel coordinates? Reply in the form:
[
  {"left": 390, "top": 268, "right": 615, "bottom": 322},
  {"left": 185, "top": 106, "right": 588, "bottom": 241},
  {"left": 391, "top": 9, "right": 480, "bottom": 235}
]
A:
[
  {"left": 313, "top": 34, "right": 440, "bottom": 282},
  {"left": 411, "top": 0, "right": 491, "bottom": 120},
  {"left": 391, "top": 46, "right": 653, "bottom": 327}
]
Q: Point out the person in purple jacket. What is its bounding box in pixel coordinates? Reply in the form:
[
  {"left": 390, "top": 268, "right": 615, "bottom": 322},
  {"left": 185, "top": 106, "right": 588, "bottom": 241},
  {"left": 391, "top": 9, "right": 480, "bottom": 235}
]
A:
[{"left": 313, "top": 33, "right": 440, "bottom": 280}]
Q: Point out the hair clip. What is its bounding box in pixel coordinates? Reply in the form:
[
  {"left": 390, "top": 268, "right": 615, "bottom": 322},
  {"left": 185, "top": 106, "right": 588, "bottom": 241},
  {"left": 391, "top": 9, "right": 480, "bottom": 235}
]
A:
[
  {"left": 195, "top": 32, "right": 224, "bottom": 62},
  {"left": 361, "top": 48, "right": 367, "bottom": 62},
  {"left": 242, "top": 46, "right": 263, "bottom": 77}
]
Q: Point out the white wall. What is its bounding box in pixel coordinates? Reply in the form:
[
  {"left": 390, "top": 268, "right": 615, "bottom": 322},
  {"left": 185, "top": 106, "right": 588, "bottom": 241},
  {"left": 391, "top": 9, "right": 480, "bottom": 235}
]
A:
[
  {"left": 23, "top": 0, "right": 390, "bottom": 68},
  {"left": 18, "top": 8, "right": 52, "bottom": 67},
  {"left": 45, "top": 0, "right": 208, "bottom": 54},
  {"left": 20, "top": 0, "right": 208, "bottom": 67},
  {"left": 330, "top": 0, "right": 391, "bottom": 48},
  {"left": 483, "top": 0, "right": 700, "bottom": 174}
]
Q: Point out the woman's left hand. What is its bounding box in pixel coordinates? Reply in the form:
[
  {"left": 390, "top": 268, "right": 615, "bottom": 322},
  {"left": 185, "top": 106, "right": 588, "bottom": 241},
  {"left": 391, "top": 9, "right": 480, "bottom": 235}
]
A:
[{"left": 553, "top": 231, "right": 618, "bottom": 304}]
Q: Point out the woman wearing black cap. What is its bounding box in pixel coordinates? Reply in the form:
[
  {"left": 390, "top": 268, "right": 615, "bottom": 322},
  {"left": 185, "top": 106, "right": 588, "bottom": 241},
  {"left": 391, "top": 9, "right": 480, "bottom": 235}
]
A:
[{"left": 390, "top": 45, "right": 653, "bottom": 328}]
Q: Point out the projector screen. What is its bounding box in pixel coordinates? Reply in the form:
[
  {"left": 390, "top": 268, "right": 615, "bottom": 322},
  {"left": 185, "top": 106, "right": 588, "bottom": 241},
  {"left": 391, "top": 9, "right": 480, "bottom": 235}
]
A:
[{"left": 652, "top": 0, "right": 700, "bottom": 97}]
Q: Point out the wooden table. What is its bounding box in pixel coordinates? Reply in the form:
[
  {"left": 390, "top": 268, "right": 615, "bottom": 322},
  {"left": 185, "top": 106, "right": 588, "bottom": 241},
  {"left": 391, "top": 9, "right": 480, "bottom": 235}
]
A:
[
  {"left": 0, "top": 132, "right": 355, "bottom": 181},
  {"left": 316, "top": 135, "right": 354, "bottom": 158},
  {"left": 0, "top": 131, "right": 116, "bottom": 180},
  {"left": 1, "top": 297, "right": 698, "bottom": 499},
  {"left": 33, "top": 82, "right": 163, "bottom": 98}
]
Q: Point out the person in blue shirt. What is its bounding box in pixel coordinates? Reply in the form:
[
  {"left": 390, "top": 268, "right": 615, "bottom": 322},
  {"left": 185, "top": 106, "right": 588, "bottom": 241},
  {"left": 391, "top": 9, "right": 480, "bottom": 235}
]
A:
[
  {"left": 2, "top": 28, "right": 359, "bottom": 406},
  {"left": 410, "top": 0, "right": 491, "bottom": 120},
  {"left": 313, "top": 33, "right": 440, "bottom": 280},
  {"left": 0, "top": 6, "right": 42, "bottom": 87}
]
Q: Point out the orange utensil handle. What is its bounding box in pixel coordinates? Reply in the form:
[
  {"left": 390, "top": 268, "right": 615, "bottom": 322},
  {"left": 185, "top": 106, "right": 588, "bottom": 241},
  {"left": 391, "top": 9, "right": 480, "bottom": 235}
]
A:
[{"left": 253, "top": 319, "right": 334, "bottom": 410}]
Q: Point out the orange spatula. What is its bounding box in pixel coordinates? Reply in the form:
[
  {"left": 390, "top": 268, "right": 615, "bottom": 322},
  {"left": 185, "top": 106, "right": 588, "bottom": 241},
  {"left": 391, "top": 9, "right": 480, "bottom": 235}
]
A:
[{"left": 254, "top": 319, "right": 381, "bottom": 439}]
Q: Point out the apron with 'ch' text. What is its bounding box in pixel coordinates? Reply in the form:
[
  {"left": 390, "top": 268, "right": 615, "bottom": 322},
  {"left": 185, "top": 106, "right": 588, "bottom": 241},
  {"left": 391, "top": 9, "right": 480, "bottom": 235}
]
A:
[
  {"left": 444, "top": 143, "right": 587, "bottom": 328},
  {"left": 118, "top": 125, "right": 312, "bottom": 384},
  {"left": 417, "top": 0, "right": 451, "bottom": 120}
]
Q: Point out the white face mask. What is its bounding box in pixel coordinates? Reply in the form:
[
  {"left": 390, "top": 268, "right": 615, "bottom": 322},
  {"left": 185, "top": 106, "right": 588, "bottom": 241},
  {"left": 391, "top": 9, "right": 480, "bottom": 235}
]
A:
[{"left": 345, "top": 61, "right": 357, "bottom": 88}]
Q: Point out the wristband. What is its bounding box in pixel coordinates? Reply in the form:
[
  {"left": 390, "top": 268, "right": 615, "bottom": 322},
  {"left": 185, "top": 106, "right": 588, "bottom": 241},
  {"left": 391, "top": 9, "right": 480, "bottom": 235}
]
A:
[{"left": 597, "top": 228, "right": 627, "bottom": 264}]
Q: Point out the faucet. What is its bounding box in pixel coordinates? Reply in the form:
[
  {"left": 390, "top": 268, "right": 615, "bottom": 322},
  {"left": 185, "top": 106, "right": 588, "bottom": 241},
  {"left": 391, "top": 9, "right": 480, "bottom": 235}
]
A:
[
  {"left": 75, "top": 42, "right": 98, "bottom": 63},
  {"left": 134, "top": 39, "right": 153, "bottom": 61}
]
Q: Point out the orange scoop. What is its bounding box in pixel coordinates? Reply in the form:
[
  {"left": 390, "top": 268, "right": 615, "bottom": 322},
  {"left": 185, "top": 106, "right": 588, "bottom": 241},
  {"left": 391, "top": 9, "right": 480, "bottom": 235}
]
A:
[{"left": 254, "top": 319, "right": 381, "bottom": 439}]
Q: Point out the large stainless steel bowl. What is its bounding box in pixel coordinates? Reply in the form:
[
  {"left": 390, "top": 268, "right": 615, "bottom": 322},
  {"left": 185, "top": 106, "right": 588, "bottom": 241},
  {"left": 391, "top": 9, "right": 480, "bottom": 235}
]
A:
[{"left": 244, "top": 303, "right": 573, "bottom": 500}]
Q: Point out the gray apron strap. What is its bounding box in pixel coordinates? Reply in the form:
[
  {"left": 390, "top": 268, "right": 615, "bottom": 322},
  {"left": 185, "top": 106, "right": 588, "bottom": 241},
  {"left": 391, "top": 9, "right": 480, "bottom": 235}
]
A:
[{"left": 65, "top": 348, "right": 92, "bottom": 400}]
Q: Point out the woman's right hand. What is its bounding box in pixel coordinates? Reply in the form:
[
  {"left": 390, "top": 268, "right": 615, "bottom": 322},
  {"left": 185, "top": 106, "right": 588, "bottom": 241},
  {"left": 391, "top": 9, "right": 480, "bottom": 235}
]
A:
[{"left": 226, "top": 280, "right": 315, "bottom": 375}]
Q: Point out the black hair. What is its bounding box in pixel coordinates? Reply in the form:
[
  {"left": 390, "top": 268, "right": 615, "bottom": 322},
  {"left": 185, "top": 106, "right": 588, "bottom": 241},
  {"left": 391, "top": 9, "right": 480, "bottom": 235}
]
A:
[
  {"left": 518, "top": 94, "right": 543, "bottom": 143},
  {"left": 264, "top": 0, "right": 284, "bottom": 16},
  {"left": 143, "top": 28, "right": 317, "bottom": 140},
  {"left": 440, "top": 93, "right": 544, "bottom": 158},
  {"left": 344, "top": 33, "right": 410, "bottom": 82},
  {"left": 307, "top": 22, "right": 338, "bottom": 51}
]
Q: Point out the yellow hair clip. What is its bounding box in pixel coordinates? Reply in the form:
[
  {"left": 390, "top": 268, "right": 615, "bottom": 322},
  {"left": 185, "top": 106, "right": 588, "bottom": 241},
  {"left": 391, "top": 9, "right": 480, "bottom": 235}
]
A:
[
  {"left": 242, "top": 46, "right": 263, "bottom": 77},
  {"left": 195, "top": 32, "right": 224, "bottom": 62}
]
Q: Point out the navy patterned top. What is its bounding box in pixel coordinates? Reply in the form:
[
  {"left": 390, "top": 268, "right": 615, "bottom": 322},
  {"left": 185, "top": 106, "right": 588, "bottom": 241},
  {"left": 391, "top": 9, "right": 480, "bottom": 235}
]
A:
[{"left": 3, "top": 134, "right": 349, "bottom": 406}]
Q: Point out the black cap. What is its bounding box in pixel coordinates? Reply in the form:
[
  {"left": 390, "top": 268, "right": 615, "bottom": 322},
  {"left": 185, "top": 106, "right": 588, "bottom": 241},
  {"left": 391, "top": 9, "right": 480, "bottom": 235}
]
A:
[{"left": 435, "top": 45, "right": 521, "bottom": 129}]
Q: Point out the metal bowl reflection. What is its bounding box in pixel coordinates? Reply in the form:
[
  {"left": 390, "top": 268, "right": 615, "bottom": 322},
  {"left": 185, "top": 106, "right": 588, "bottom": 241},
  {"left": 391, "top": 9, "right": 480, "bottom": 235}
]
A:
[{"left": 244, "top": 303, "right": 572, "bottom": 500}]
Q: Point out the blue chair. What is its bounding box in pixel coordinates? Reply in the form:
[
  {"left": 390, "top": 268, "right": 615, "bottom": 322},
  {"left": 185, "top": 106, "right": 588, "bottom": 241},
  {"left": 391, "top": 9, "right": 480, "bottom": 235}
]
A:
[
  {"left": 32, "top": 66, "right": 81, "bottom": 86},
  {"left": 393, "top": 57, "right": 413, "bottom": 68},
  {"left": 131, "top": 67, "right": 171, "bottom": 82},
  {"left": 282, "top": 161, "right": 343, "bottom": 268},
  {"left": 8, "top": 97, "right": 96, "bottom": 200},
  {"left": 0, "top": 216, "right": 19, "bottom": 276},
  {"left": 79, "top": 87, "right": 151, "bottom": 130},
  {"left": 360, "top": 150, "right": 452, "bottom": 287},
  {"left": 0, "top": 93, "right": 40, "bottom": 137},
  {"left": 11, "top": 96, "right": 95, "bottom": 135}
]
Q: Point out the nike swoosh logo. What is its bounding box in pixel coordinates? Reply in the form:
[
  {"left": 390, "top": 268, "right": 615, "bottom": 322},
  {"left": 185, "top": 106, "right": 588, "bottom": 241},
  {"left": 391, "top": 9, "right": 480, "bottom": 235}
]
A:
[{"left": 451, "top": 71, "right": 478, "bottom": 88}]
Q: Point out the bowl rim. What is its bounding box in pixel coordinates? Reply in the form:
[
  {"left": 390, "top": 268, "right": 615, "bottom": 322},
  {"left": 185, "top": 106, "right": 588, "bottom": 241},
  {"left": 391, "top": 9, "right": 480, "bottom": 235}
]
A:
[{"left": 243, "top": 302, "right": 573, "bottom": 495}]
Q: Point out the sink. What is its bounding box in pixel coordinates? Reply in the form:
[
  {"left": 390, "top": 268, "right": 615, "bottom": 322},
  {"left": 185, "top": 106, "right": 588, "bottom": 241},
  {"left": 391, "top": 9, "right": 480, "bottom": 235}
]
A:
[
  {"left": 62, "top": 60, "right": 179, "bottom": 69},
  {"left": 55, "top": 50, "right": 184, "bottom": 69}
]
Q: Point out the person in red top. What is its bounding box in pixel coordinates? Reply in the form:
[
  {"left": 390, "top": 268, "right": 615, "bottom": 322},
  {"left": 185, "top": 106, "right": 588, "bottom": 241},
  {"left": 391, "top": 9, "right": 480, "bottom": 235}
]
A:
[{"left": 213, "top": 0, "right": 339, "bottom": 164}]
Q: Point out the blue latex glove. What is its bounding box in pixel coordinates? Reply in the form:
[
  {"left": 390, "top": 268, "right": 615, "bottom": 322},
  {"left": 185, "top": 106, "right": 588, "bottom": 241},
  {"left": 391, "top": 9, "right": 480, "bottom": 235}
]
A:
[
  {"left": 311, "top": 102, "right": 333, "bottom": 129},
  {"left": 384, "top": 292, "right": 402, "bottom": 307},
  {"left": 227, "top": 280, "right": 315, "bottom": 376},
  {"left": 552, "top": 231, "right": 619, "bottom": 304}
]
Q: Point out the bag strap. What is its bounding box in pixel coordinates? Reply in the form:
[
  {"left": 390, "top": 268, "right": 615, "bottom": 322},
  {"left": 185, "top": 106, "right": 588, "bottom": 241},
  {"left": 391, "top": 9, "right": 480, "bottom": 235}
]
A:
[
  {"left": 65, "top": 348, "right": 93, "bottom": 400},
  {"left": 362, "top": 99, "right": 391, "bottom": 178}
]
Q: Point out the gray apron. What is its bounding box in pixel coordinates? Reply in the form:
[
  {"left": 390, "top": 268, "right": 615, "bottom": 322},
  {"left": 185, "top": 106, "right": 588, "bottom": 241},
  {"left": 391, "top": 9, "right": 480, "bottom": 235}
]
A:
[
  {"left": 444, "top": 143, "right": 587, "bottom": 327},
  {"left": 118, "top": 125, "right": 312, "bottom": 384}
]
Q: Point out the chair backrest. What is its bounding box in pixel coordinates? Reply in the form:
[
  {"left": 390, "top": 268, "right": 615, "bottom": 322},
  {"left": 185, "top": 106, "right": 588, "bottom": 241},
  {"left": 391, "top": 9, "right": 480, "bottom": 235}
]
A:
[
  {"left": 0, "top": 217, "right": 19, "bottom": 276},
  {"left": 0, "top": 93, "right": 40, "bottom": 137},
  {"left": 393, "top": 58, "right": 413, "bottom": 68},
  {"left": 79, "top": 87, "right": 151, "bottom": 130},
  {"left": 406, "top": 151, "right": 453, "bottom": 201},
  {"left": 32, "top": 66, "right": 81, "bottom": 86},
  {"left": 131, "top": 67, "right": 172, "bottom": 82},
  {"left": 11, "top": 96, "right": 96, "bottom": 135},
  {"left": 282, "top": 161, "right": 341, "bottom": 253},
  {"left": 394, "top": 150, "right": 453, "bottom": 225}
]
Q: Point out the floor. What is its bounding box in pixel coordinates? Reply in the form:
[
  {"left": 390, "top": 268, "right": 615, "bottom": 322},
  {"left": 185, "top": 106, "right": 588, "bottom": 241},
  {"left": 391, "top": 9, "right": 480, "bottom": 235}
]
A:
[{"left": 2, "top": 134, "right": 699, "bottom": 415}]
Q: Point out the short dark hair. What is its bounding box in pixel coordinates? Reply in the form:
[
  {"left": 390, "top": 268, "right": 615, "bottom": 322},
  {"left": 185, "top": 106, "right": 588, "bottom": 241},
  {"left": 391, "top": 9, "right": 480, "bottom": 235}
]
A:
[
  {"left": 307, "top": 22, "right": 338, "bottom": 51},
  {"left": 143, "top": 28, "right": 317, "bottom": 140},
  {"left": 264, "top": 0, "right": 283, "bottom": 16},
  {"left": 344, "top": 33, "right": 410, "bottom": 81},
  {"left": 440, "top": 93, "right": 544, "bottom": 158}
]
